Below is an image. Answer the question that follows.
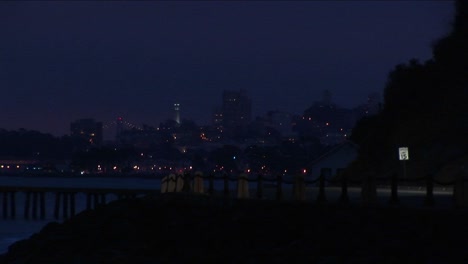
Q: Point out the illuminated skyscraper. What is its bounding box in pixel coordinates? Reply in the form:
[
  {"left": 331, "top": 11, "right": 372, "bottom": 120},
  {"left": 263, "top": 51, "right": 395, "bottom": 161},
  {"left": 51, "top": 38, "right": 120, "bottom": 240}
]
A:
[
  {"left": 222, "top": 89, "right": 251, "bottom": 128},
  {"left": 174, "top": 103, "right": 180, "bottom": 124},
  {"left": 212, "top": 106, "right": 223, "bottom": 126}
]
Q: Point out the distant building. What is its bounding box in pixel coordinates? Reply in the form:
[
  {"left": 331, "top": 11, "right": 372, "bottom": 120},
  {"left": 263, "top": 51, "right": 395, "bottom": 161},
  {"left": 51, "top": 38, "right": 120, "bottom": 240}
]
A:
[
  {"left": 222, "top": 89, "right": 252, "bottom": 128},
  {"left": 296, "top": 90, "right": 376, "bottom": 145},
  {"left": 212, "top": 107, "right": 223, "bottom": 126},
  {"left": 70, "top": 118, "right": 103, "bottom": 145},
  {"left": 300, "top": 100, "right": 353, "bottom": 145},
  {"left": 117, "top": 127, "right": 162, "bottom": 149},
  {"left": 266, "top": 110, "right": 294, "bottom": 137}
]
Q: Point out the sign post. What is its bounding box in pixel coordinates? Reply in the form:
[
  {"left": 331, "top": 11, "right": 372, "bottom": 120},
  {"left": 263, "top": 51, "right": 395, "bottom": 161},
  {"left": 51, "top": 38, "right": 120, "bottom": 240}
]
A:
[{"left": 398, "top": 147, "right": 409, "bottom": 179}]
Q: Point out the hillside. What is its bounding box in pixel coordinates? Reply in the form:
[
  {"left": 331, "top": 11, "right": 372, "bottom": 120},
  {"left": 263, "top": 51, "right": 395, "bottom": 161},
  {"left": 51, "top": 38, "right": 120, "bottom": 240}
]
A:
[{"left": 1, "top": 195, "right": 468, "bottom": 263}]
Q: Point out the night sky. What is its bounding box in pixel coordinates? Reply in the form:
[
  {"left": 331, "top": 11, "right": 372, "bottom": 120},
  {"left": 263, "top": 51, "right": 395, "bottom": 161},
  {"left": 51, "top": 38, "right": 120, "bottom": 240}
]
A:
[{"left": 0, "top": 1, "right": 454, "bottom": 137}]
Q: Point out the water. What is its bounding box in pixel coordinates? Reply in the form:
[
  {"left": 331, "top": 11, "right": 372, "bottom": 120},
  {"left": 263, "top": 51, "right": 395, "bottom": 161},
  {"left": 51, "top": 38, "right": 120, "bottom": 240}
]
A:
[
  {"left": 0, "top": 176, "right": 161, "bottom": 254},
  {"left": 0, "top": 176, "right": 161, "bottom": 189},
  {"left": 0, "top": 176, "right": 454, "bottom": 254}
]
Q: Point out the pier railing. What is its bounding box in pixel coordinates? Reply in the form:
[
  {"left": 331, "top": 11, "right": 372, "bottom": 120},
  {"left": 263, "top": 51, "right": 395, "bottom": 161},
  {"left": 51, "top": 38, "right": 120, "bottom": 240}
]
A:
[
  {"left": 0, "top": 186, "right": 158, "bottom": 220},
  {"left": 0, "top": 168, "right": 466, "bottom": 220},
  {"left": 160, "top": 168, "right": 467, "bottom": 208}
]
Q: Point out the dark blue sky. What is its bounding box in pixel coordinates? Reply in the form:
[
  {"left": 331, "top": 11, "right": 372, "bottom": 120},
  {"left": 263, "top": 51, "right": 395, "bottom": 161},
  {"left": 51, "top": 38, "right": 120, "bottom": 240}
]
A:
[{"left": 0, "top": 1, "right": 455, "bottom": 136}]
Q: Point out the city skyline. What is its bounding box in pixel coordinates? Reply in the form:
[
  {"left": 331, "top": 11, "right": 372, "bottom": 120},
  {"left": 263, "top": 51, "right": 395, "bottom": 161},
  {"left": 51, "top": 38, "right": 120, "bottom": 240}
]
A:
[
  {"left": 0, "top": 1, "right": 455, "bottom": 136},
  {"left": 11, "top": 88, "right": 375, "bottom": 140}
]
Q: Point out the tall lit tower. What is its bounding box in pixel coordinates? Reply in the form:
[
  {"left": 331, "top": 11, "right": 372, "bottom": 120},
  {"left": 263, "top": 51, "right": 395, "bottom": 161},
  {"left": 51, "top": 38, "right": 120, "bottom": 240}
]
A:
[{"left": 174, "top": 103, "right": 180, "bottom": 124}]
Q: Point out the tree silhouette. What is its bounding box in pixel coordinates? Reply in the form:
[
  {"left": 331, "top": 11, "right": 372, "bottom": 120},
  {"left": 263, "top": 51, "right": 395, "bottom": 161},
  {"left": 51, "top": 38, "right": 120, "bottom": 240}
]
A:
[{"left": 350, "top": 0, "right": 468, "bottom": 177}]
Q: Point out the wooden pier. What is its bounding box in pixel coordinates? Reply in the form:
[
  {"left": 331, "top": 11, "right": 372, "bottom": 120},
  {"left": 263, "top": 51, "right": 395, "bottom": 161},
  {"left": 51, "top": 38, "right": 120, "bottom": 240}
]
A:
[
  {"left": 0, "top": 186, "right": 158, "bottom": 220},
  {"left": 0, "top": 168, "right": 465, "bottom": 220}
]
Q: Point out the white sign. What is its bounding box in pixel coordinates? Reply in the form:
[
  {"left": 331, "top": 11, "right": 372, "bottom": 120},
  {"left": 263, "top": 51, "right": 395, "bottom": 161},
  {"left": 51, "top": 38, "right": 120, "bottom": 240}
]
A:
[{"left": 399, "top": 147, "right": 409, "bottom": 160}]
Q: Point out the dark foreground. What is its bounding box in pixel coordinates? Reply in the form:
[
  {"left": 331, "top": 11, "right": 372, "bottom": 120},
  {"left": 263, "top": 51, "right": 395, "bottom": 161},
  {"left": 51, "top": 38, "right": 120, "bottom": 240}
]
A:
[{"left": 1, "top": 194, "right": 468, "bottom": 264}]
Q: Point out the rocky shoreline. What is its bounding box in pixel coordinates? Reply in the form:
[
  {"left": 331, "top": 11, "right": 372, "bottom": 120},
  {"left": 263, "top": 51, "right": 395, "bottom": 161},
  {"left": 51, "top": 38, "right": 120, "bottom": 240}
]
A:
[{"left": 1, "top": 194, "right": 468, "bottom": 263}]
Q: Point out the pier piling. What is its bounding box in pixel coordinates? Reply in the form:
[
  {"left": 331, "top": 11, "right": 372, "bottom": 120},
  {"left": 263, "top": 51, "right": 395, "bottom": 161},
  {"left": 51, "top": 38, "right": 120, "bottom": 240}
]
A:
[
  {"left": 54, "top": 192, "right": 61, "bottom": 219},
  {"left": 3, "top": 192, "right": 8, "bottom": 219},
  {"left": 24, "top": 192, "right": 31, "bottom": 219}
]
